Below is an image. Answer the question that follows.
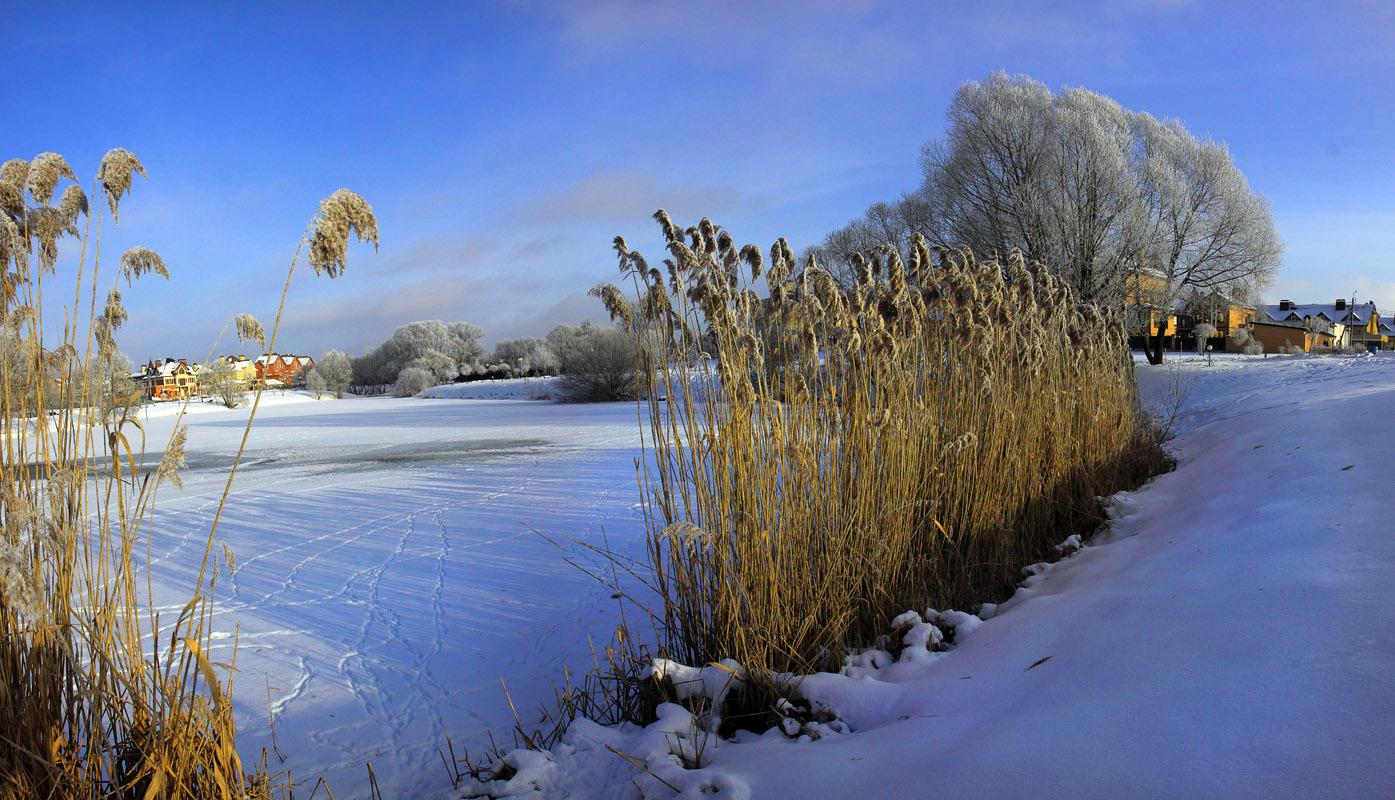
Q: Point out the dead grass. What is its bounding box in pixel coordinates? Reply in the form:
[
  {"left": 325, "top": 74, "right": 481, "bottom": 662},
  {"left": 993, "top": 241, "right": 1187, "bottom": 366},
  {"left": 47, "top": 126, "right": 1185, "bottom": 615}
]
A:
[
  {"left": 593, "top": 213, "right": 1170, "bottom": 696},
  {"left": 0, "top": 151, "right": 373, "bottom": 797}
]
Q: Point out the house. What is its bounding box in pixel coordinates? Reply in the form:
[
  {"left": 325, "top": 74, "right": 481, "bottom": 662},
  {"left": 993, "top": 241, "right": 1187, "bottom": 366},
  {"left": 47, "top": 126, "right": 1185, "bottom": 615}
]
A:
[
  {"left": 1248, "top": 320, "right": 1335, "bottom": 354},
  {"left": 1125, "top": 267, "right": 1178, "bottom": 348},
  {"left": 1261, "top": 299, "right": 1380, "bottom": 351},
  {"left": 140, "top": 358, "right": 199, "bottom": 401},
  {"left": 218, "top": 355, "right": 258, "bottom": 385},
  {"left": 1187, "top": 290, "right": 1257, "bottom": 344},
  {"left": 254, "top": 354, "right": 315, "bottom": 388}
]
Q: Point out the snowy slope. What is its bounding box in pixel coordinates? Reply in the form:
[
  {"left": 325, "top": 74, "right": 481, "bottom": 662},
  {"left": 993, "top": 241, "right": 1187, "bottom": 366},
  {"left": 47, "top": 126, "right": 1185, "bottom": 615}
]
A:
[{"left": 469, "top": 353, "right": 1395, "bottom": 799}]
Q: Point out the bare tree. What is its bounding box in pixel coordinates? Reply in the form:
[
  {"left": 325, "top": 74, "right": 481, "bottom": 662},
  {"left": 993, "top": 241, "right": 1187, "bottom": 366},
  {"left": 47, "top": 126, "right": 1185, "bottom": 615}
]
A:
[{"left": 553, "top": 325, "right": 639, "bottom": 402}]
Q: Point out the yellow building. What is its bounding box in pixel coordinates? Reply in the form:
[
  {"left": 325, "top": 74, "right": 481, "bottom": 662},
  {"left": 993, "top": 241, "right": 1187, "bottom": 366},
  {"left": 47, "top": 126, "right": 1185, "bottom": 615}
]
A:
[{"left": 1126, "top": 268, "right": 1177, "bottom": 338}]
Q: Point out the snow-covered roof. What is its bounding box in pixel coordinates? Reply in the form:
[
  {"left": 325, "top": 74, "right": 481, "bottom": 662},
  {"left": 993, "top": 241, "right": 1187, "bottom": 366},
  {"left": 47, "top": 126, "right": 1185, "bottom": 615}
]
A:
[
  {"left": 254, "top": 354, "right": 309, "bottom": 366},
  {"left": 1262, "top": 301, "right": 1376, "bottom": 326},
  {"left": 147, "top": 359, "right": 191, "bottom": 378}
]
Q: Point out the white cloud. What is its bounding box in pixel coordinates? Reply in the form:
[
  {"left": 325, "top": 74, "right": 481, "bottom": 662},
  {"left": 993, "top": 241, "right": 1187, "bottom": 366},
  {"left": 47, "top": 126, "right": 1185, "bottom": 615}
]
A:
[{"left": 530, "top": 170, "right": 748, "bottom": 223}]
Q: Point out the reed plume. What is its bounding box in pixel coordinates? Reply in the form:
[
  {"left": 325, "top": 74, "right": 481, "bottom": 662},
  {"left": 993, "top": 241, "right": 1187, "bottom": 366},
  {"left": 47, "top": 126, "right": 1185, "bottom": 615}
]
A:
[
  {"left": 119, "top": 245, "right": 169, "bottom": 284},
  {"left": 608, "top": 213, "right": 1168, "bottom": 713},
  {"left": 0, "top": 147, "right": 295, "bottom": 798},
  {"left": 96, "top": 147, "right": 147, "bottom": 221},
  {"left": 307, "top": 188, "right": 379, "bottom": 277},
  {"left": 235, "top": 312, "right": 265, "bottom": 350}
]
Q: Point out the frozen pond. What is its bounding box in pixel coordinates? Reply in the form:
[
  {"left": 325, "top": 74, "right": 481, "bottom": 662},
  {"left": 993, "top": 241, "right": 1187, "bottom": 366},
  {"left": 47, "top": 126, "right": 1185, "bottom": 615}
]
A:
[{"left": 130, "top": 394, "right": 649, "bottom": 795}]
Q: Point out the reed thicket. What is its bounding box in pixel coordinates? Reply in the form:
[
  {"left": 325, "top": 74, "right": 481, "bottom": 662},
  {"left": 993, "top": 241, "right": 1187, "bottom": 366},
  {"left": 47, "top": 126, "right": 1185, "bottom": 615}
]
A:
[
  {"left": 596, "top": 212, "right": 1168, "bottom": 686},
  {"left": 0, "top": 150, "right": 373, "bottom": 797}
]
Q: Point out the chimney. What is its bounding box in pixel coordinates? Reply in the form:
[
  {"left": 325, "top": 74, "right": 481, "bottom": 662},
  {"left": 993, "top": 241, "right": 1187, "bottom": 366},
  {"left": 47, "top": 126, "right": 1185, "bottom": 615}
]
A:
[
  {"left": 1336, "top": 298, "right": 1346, "bottom": 310},
  {"left": 1279, "top": 300, "right": 1291, "bottom": 311}
]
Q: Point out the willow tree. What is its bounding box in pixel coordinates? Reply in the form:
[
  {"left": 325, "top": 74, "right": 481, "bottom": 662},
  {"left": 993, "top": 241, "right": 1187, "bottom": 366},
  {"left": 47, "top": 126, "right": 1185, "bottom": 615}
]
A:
[{"left": 813, "top": 72, "right": 1281, "bottom": 361}]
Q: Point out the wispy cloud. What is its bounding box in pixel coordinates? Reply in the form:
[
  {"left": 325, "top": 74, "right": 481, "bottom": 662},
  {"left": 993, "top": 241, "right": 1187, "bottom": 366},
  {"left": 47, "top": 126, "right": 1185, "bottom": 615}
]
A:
[{"left": 528, "top": 169, "right": 750, "bottom": 223}]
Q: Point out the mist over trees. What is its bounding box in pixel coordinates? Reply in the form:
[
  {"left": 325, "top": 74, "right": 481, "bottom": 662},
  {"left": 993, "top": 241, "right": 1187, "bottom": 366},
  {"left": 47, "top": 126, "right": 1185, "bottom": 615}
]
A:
[{"left": 807, "top": 72, "right": 1281, "bottom": 363}]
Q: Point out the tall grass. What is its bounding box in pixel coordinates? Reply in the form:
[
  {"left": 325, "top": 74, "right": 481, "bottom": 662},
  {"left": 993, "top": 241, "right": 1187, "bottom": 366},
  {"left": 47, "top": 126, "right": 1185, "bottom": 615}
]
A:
[
  {"left": 0, "top": 151, "right": 374, "bottom": 797},
  {"left": 595, "top": 213, "right": 1168, "bottom": 688}
]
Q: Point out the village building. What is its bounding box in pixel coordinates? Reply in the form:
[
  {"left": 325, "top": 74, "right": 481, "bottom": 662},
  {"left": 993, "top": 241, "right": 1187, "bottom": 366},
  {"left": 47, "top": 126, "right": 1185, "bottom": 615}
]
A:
[
  {"left": 1247, "top": 319, "right": 1336, "bottom": 353},
  {"left": 140, "top": 358, "right": 199, "bottom": 400},
  {"left": 1259, "top": 299, "right": 1386, "bottom": 352},
  {"left": 254, "top": 354, "right": 315, "bottom": 388}
]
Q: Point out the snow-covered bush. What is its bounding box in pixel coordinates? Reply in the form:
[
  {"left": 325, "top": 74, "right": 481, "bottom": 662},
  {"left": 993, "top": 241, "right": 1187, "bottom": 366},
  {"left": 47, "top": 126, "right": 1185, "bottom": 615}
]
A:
[
  {"left": 393, "top": 365, "right": 435, "bottom": 397},
  {"left": 1232, "top": 327, "right": 1264, "bottom": 355},
  {"left": 1193, "top": 323, "right": 1218, "bottom": 355}
]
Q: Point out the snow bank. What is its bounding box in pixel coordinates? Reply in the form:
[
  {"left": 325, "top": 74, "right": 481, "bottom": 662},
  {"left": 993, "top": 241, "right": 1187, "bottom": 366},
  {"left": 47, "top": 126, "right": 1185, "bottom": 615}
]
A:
[{"left": 422, "top": 377, "right": 560, "bottom": 401}]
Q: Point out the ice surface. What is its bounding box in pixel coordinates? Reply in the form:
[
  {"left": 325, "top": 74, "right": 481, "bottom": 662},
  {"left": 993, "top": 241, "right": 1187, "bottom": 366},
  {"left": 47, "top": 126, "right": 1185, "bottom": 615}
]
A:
[{"left": 126, "top": 390, "right": 649, "bottom": 795}]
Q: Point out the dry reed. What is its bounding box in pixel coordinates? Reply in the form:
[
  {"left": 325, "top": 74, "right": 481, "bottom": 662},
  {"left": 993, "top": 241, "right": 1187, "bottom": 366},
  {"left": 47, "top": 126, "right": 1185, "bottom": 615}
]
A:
[
  {"left": 0, "top": 150, "right": 374, "bottom": 798},
  {"left": 596, "top": 213, "right": 1168, "bottom": 703}
]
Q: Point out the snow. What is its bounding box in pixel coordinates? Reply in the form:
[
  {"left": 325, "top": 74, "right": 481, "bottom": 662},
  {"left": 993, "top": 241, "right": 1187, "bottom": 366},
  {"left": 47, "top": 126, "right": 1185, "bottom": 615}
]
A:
[
  {"left": 125, "top": 391, "right": 648, "bottom": 795},
  {"left": 121, "top": 356, "right": 1395, "bottom": 797},
  {"left": 462, "top": 352, "right": 1395, "bottom": 798},
  {"left": 421, "top": 377, "right": 561, "bottom": 401}
]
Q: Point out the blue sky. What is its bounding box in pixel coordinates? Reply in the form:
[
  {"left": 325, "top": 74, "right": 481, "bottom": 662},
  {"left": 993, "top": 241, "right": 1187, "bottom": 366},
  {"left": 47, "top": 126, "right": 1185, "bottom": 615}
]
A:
[{"left": 8, "top": 1, "right": 1393, "bottom": 361}]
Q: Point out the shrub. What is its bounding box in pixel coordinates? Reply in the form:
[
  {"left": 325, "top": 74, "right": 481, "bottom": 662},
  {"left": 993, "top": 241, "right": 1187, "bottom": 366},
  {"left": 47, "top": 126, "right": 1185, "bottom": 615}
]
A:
[
  {"left": 553, "top": 325, "right": 639, "bottom": 402},
  {"left": 1193, "top": 322, "right": 1218, "bottom": 355},
  {"left": 394, "top": 365, "right": 435, "bottom": 396},
  {"left": 1232, "top": 327, "right": 1264, "bottom": 355}
]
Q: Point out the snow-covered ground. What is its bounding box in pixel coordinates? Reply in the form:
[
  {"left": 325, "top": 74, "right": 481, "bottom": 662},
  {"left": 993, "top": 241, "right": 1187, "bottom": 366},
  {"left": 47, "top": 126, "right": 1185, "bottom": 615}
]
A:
[
  {"left": 127, "top": 389, "right": 648, "bottom": 795},
  {"left": 421, "top": 377, "right": 561, "bottom": 401},
  {"left": 463, "top": 353, "right": 1395, "bottom": 799}
]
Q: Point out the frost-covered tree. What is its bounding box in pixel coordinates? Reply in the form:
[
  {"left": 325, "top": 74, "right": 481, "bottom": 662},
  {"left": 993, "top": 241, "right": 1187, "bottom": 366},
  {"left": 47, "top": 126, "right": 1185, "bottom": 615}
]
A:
[
  {"left": 493, "top": 337, "right": 559, "bottom": 377},
  {"left": 311, "top": 349, "right": 353, "bottom": 398},
  {"left": 393, "top": 365, "right": 434, "bottom": 397},
  {"left": 1192, "top": 323, "right": 1218, "bottom": 356},
  {"left": 203, "top": 358, "right": 245, "bottom": 409},
  {"left": 352, "top": 320, "right": 487, "bottom": 386},
  {"left": 89, "top": 350, "right": 139, "bottom": 422},
  {"left": 812, "top": 72, "right": 1280, "bottom": 363},
  {"left": 1127, "top": 113, "right": 1282, "bottom": 364},
  {"left": 407, "top": 349, "right": 457, "bottom": 384},
  {"left": 306, "top": 367, "right": 330, "bottom": 399}
]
